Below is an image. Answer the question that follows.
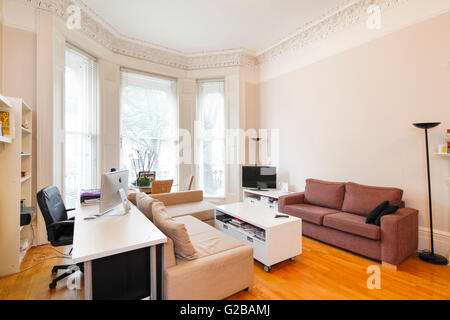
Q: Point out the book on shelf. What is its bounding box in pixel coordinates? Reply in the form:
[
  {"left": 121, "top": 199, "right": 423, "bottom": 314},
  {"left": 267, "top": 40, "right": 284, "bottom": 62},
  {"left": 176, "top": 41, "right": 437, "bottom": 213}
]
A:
[
  {"left": 0, "top": 111, "right": 10, "bottom": 135},
  {"left": 230, "top": 217, "right": 245, "bottom": 225}
]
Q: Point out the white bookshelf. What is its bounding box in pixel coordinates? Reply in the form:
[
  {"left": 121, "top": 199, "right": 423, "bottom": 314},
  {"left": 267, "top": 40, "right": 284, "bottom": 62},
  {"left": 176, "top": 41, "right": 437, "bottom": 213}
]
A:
[
  {"left": 435, "top": 132, "right": 450, "bottom": 182},
  {"left": 0, "top": 97, "right": 35, "bottom": 276},
  {"left": 0, "top": 136, "right": 12, "bottom": 144}
]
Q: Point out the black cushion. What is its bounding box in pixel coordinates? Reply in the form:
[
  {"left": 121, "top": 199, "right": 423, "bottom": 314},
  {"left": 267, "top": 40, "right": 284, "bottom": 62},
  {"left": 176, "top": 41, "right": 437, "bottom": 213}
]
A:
[
  {"left": 375, "top": 206, "right": 399, "bottom": 226},
  {"left": 366, "top": 200, "right": 389, "bottom": 225}
]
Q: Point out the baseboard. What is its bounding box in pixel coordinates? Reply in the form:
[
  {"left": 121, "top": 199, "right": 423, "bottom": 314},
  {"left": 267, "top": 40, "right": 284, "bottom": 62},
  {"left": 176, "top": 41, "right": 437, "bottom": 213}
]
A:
[{"left": 418, "top": 227, "right": 450, "bottom": 264}]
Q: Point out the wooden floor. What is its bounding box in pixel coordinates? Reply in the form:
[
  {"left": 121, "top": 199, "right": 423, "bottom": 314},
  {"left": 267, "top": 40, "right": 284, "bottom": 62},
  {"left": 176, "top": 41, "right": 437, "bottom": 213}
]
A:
[{"left": 1, "top": 237, "right": 449, "bottom": 300}]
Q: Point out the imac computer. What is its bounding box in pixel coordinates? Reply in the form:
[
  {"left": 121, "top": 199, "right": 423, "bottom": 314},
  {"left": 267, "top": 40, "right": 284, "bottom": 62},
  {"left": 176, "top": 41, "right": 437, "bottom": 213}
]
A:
[
  {"left": 100, "top": 169, "right": 131, "bottom": 216},
  {"left": 84, "top": 170, "right": 131, "bottom": 220}
]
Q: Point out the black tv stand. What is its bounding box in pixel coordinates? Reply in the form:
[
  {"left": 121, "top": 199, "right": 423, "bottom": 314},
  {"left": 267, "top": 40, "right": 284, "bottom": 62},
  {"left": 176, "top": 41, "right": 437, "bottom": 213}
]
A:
[{"left": 250, "top": 188, "right": 269, "bottom": 192}]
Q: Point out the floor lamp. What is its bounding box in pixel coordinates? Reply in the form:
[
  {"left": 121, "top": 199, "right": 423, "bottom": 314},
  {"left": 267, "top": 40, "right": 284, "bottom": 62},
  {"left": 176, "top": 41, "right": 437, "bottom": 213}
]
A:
[
  {"left": 413, "top": 122, "right": 448, "bottom": 265},
  {"left": 252, "top": 137, "right": 262, "bottom": 166}
]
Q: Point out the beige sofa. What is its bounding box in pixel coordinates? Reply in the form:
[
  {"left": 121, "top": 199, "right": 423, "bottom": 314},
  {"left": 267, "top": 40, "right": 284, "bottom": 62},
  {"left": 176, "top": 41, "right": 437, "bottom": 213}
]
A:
[
  {"left": 163, "top": 215, "right": 254, "bottom": 300},
  {"left": 128, "top": 190, "right": 254, "bottom": 300},
  {"left": 129, "top": 190, "right": 216, "bottom": 226}
]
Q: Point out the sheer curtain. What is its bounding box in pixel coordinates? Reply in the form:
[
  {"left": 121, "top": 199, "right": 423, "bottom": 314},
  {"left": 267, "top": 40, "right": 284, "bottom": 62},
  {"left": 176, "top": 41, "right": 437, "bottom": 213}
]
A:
[
  {"left": 197, "top": 81, "right": 226, "bottom": 198},
  {"left": 64, "top": 46, "right": 99, "bottom": 208},
  {"left": 120, "top": 71, "right": 178, "bottom": 188}
]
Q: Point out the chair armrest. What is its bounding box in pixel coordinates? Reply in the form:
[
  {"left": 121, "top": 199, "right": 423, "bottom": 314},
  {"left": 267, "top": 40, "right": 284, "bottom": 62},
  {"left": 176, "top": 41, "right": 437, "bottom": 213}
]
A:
[
  {"left": 381, "top": 208, "right": 418, "bottom": 266},
  {"left": 278, "top": 192, "right": 305, "bottom": 212},
  {"left": 47, "top": 220, "right": 75, "bottom": 230}
]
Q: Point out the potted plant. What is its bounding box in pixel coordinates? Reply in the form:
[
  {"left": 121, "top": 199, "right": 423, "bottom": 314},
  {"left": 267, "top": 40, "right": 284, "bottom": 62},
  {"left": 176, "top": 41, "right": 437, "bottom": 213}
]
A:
[{"left": 131, "top": 149, "right": 158, "bottom": 187}]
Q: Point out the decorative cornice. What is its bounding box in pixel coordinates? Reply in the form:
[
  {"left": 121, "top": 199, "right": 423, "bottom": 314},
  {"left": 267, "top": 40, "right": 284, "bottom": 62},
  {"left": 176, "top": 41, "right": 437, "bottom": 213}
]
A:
[
  {"left": 20, "top": 0, "right": 409, "bottom": 70},
  {"left": 258, "top": 0, "right": 409, "bottom": 64}
]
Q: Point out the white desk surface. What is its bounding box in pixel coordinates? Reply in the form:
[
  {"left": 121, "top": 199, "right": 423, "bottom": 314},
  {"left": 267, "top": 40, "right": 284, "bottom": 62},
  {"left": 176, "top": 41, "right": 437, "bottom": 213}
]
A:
[
  {"left": 216, "top": 202, "right": 301, "bottom": 230},
  {"left": 72, "top": 203, "right": 167, "bottom": 264}
]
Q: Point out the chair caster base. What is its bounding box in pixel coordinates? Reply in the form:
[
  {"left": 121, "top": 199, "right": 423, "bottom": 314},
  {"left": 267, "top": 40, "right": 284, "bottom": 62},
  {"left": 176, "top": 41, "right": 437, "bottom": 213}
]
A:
[
  {"left": 51, "top": 267, "right": 58, "bottom": 275},
  {"left": 290, "top": 257, "right": 296, "bottom": 261},
  {"left": 49, "top": 281, "right": 57, "bottom": 289},
  {"left": 264, "top": 266, "right": 272, "bottom": 273}
]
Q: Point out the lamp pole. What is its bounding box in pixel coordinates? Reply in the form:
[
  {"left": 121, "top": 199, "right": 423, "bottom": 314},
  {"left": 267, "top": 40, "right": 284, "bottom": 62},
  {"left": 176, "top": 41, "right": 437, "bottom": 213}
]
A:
[
  {"left": 413, "top": 122, "right": 448, "bottom": 265},
  {"left": 424, "top": 127, "right": 434, "bottom": 254}
]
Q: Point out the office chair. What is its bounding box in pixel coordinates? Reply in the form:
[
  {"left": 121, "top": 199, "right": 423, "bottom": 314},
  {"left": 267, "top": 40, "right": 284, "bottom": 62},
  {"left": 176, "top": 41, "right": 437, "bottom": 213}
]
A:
[{"left": 37, "top": 186, "right": 83, "bottom": 289}]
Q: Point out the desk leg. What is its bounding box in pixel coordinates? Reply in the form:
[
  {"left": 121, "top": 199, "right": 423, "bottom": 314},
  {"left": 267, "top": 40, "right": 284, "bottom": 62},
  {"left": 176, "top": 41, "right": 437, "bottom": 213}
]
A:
[
  {"left": 150, "top": 244, "right": 163, "bottom": 300},
  {"left": 84, "top": 261, "right": 92, "bottom": 300},
  {"left": 150, "top": 247, "right": 156, "bottom": 300}
]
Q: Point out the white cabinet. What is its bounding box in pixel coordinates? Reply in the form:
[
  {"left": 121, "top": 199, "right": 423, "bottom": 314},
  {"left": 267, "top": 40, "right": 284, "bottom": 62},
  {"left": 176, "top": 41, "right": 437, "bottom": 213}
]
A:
[{"left": 215, "top": 203, "right": 302, "bottom": 272}]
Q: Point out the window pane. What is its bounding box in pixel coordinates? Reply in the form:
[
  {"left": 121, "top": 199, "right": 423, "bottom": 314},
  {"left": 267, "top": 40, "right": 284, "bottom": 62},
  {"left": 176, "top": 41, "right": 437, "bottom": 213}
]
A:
[
  {"left": 64, "top": 46, "right": 99, "bottom": 208},
  {"left": 197, "top": 81, "right": 225, "bottom": 198},
  {"left": 120, "top": 72, "right": 178, "bottom": 189},
  {"left": 202, "top": 139, "right": 225, "bottom": 198}
]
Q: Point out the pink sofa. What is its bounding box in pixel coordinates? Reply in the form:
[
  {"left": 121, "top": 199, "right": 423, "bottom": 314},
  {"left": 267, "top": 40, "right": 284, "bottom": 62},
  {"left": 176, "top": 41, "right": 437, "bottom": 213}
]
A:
[{"left": 279, "top": 179, "right": 418, "bottom": 269}]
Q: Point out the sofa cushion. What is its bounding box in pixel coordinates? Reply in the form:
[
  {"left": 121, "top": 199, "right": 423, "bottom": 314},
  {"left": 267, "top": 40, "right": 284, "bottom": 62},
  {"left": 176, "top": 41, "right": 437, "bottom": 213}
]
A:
[
  {"left": 284, "top": 203, "right": 340, "bottom": 225},
  {"left": 323, "top": 212, "right": 381, "bottom": 240},
  {"left": 366, "top": 200, "right": 389, "bottom": 225},
  {"left": 165, "top": 201, "right": 215, "bottom": 222},
  {"left": 152, "top": 202, "right": 198, "bottom": 260},
  {"left": 151, "top": 190, "right": 204, "bottom": 206},
  {"left": 136, "top": 193, "right": 158, "bottom": 221},
  {"left": 304, "top": 179, "right": 345, "bottom": 210},
  {"left": 174, "top": 215, "right": 244, "bottom": 260},
  {"left": 342, "top": 182, "right": 403, "bottom": 216}
]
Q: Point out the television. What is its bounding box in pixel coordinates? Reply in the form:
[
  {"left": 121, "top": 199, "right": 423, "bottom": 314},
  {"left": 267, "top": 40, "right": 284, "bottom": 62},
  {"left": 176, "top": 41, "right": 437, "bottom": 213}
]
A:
[{"left": 242, "top": 166, "right": 277, "bottom": 190}]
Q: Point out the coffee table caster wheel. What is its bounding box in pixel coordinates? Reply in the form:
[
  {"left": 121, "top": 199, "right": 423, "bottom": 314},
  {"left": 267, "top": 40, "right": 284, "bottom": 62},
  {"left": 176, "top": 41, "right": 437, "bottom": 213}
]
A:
[
  {"left": 49, "top": 281, "right": 57, "bottom": 289},
  {"left": 264, "top": 266, "right": 271, "bottom": 273},
  {"left": 290, "top": 257, "right": 296, "bottom": 261}
]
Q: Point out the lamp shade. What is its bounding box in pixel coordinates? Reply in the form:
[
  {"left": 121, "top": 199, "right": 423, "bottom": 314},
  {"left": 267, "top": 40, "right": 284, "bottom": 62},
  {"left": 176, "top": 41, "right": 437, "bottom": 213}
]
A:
[{"left": 413, "top": 122, "right": 440, "bottom": 129}]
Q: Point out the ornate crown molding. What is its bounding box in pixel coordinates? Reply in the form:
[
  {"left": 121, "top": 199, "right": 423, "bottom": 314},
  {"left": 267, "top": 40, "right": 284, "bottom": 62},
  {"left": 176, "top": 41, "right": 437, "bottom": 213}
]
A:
[
  {"left": 20, "top": 0, "right": 409, "bottom": 70},
  {"left": 258, "top": 0, "right": 409, "bottom": 64}
]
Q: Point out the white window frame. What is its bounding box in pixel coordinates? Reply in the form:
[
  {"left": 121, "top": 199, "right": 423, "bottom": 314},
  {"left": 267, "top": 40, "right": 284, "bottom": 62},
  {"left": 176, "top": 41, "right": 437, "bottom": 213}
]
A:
[
  {"left": 62, "top": 44, "right": 100, "bottom": 206},
  {"left": 196, "top": 79, "right": 227, "bottom": 199}
]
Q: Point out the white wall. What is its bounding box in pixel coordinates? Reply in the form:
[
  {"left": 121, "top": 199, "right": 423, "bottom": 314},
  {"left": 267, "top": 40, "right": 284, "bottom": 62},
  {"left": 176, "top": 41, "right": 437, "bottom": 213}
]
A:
[{"left": 259, "top": 12, "right": 450, "bottom": 256}]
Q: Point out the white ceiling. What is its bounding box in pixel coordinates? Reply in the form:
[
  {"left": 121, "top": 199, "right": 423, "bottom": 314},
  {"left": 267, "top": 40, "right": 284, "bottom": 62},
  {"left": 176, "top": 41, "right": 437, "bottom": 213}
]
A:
[{"left": 82, "top": 0, "right": 346, "bottom": 54}]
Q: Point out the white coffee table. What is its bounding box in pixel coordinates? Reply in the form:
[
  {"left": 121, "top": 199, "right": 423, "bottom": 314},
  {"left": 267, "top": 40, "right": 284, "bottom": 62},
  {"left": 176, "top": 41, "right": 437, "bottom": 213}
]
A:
[{"left": 215, "top": 202, "right": 302, "bottom": 272}]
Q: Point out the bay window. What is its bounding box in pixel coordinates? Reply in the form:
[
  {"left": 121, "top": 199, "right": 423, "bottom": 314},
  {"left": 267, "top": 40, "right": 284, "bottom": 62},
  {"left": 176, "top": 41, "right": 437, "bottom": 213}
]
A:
[{"left": 120, "top": 71, "right": 178, "bottom": 188}]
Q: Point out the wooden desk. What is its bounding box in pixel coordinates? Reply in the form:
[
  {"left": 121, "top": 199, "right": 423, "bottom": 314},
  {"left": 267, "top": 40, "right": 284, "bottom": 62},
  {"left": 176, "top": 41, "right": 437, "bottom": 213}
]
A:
[{"left": 72, "top": 203, "right": 167, "bottom": 300}]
